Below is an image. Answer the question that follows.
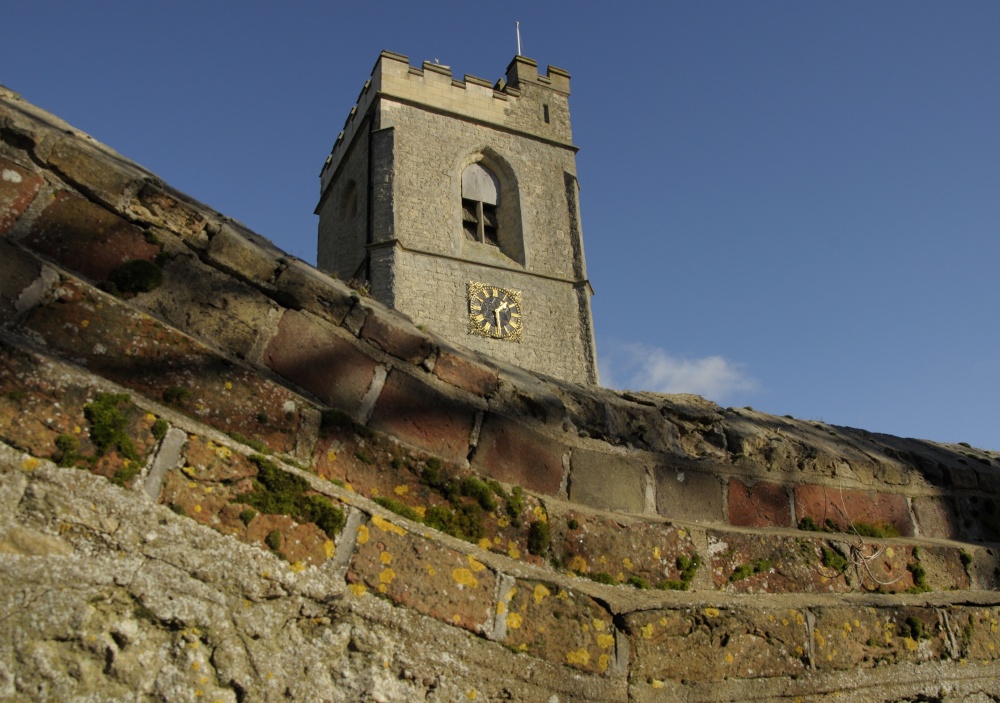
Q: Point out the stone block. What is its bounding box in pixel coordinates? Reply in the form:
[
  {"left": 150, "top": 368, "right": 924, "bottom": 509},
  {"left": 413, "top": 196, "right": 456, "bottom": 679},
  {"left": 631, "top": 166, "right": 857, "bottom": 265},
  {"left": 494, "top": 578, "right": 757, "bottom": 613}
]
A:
[
  {"left": 626, "top": 605, "right": 809, "bottom": 684},
  {"left": 347, "top": 513, "right": 496, "bottom": 634},
  {"left": 47, "top": 136, "right": 142, "bottom": 209},
  {"left": 127, "top": 183, "right": 207, "bottom": 238},
  {"left": 360, "top": 306, "right": 433, "bottom": 364},
  {"left": 22, "top": 191, "right": 156, "bottom": 282},
  {"left": 793, "top": 484, "right": 913, "bottom": 537},
  {"left": 263, "top": 309, "right": 378, "bottom": 418},
  {"left": 727, "top": 478, "right": 791, "bottom": 528},
  {"left": 0, "top": 157, "right": 43, "bottom": 234},
  {"left": 499, "top": 578, "right": 617, "bottom": 675},
  {"left": 0, "top": 239, "right": 48, "bottom": 321},
  {"left": 655, "top": 463, "right": 724, "bottom": 523},
  {"left": 471, "top": 414, "right": 566, "bottom": 495},
  {"left": 911, "top": 495, "right": 958, "bottom": 539},
  {"left": 141, "top": 251, "right": 280, "bottom": 361},
  {"left": 368, "top": 370, "right": 475, "bottom": 465},
  {"left": 205, "top": 223, "right": 278, "bottom": 285},
  {"left": 569, "top": 449, "right": 646, "bottom": 514},
  {"left": 433, "top": 345, "right": 499, "bottom": 397},
  {"left": 271, "top": 259, "right": 354, "bottom": 325}
]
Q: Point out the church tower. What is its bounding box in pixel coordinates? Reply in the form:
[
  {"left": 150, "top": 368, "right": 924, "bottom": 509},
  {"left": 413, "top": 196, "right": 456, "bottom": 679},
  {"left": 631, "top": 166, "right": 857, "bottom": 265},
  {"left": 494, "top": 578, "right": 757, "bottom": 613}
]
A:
[{"left": 316, "top": 51, "right": 598, "bottom": 384}]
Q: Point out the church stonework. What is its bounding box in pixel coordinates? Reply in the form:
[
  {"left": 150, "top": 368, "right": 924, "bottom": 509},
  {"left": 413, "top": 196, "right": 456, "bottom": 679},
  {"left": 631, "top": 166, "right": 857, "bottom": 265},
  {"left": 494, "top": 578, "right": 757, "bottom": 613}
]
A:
[{"left": 316, "top": 51, "right": 599, "bottom": 384}]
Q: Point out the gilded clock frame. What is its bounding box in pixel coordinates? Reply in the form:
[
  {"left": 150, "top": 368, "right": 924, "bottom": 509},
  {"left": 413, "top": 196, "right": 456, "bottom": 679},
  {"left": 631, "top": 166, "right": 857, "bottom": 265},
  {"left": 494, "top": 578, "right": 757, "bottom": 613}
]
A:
[{"left": 467, "top": 281, "right": 523, "bottom": 342}]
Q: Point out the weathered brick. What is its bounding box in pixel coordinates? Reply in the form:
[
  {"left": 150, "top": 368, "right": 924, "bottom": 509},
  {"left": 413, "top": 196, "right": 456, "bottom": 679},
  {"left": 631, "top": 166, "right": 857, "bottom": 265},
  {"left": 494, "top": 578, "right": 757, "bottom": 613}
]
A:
[
  {"left": 727, "top": 478, "right": 790, "bottom": 528},
  {"left": 499, "top": 578, "right": 617, "bottom": 674},
  {"left": 347, "top": 513, "right": 496, "bottom": 634},
  {"left": 263, "top": 309, "right": 378, "bottom": 417},
  {"left": 22, "top": 191, "right": 156, "bottom": 281},
  {"left": 559, "top": 511, "right": 696, "bottom": 588},
  {"left": 19, "top": 278, "right": 304, "bottom": 454},
  {"left": 810, "top": 606, "right": 947, "bottom": 671},
  {"left": 707, "top": 531, "right": 851, "bottom": 594},
  {"left": 793, "top": 484, "right": 913, "bottom": 537},
  {"left": 569, "top": 448, "right": 646, "bottom": 514},
  {"left": 360, "top": 306, "right": 433, "bottom": 364},
  {"left": 433, "top": 346, "right": 499, "bottom": 397},
  {"left": 368, "top": 370, "right": 475, "bottom": 464},
  {"left": 655, "top": 463, "right": 724, "bottom": 523},
  {"left": 0, "top": 157, "right": 44, "bottom": 234},
  {"left": 471, "top": 414, "right": 566, "bottom": 495},
  {"left": 626, "top": 605, "right": 809, "bottom": 684}
]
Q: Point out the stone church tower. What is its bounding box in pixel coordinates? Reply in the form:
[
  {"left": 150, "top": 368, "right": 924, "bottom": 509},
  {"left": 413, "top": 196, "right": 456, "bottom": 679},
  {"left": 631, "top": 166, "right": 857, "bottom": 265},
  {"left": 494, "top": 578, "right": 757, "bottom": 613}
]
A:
[{"left": 316, "top": 51, "right": 598, "bottom": 384}]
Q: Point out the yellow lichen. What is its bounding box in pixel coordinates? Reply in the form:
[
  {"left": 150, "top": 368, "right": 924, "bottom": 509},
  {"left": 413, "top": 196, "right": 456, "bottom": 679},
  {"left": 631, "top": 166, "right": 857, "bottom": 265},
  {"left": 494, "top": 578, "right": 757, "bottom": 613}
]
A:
[
  {"left": 704, "top": 608, "right": 720, "bottom": 618},
  {"left": 81, "top": 319, "right": 90, "bottom": 328},
  {"left": 507, "top": 612, "right": 523, "bottom": 629},
  {"left": 581, "top": 623, "right": 590, "bottom": 632},
  {"left": 593, "top": 619, "right": 606, "bottom": 631},
  {"left": 565, "top": 649, "right": 590, "bottom": 667},
  {"left": 641, "top": 623, "right": 654, "bottom": 639},
  {"left": 324, "top": 540, "right": 335, "bottom": 559},
  {"left": 425, "top": 565, "right": 436, "bottom": 576},
  {"left": 453, "top": 568, "right": 479, "bottom": 588},
  {"left": 497, "top": 516, "right": 510, "bottom": 528},
  {"left": 815, "top": 631, "right": 825, "bottom": 648},
  {"left": 371, "top": 515, "right": 406, "bottom": 536},
  {"left": 380, "top": 551, "right": 393, "bottom": 565},
  {"left": 651, "top": 679, "right": 664, "bottom": 689},
  {"left": 477, "top": 538, "right": 492, "bottom": 550},
  {"left": 904, "top": 637, "right": 918, "bottom": 651},
  {"left": 497, "top": 601, "right": 506, "bottom": 615},
  {"left": 653, "top": 546, "right": 661, "bottom": 559},
  {"left": 556, "top": 589, "right": 568, "bottom": 600},
  {"left": 466, "top": 689, "right": 477, "bottom": 700},
  {"left": 597, "top": 633, "right": 615, "bottom": 649},
  {"left": 289, "top": 561, "right": 306, "bottom": 573},
  {"left": 356, "top": 524, "right": 370, "bottom": 544},
  {"left": 677, "top": 529, "right": 686, "bottom": 538},
  {"left": 468, "top": 555, "right": 486, "bottom": 572},
  {"left": 21, "top": 457, "right": 39, "bottom": 472},
  {"left": 532, "top": 506, "right": 547, "bottom": 522},
  {"left": 598, "top": 654, "right": 610, "bottom": 673},
  {"left": 414, "top": 506, "right": 426, "bottom": 517},
  {"left": 533, "top": 584, "right": 550, "bottom": 604},
  {"left": 508, "top": 542, "right": 521, "bottom": 559},
  {"left": 623, "top": 557, "right": 634, "bottom": 570},
  {"left": 725, "top": 652, "right": 734, "bottom": 664},
  {"left": 193, "top": 505, "right": 202, "bottom": 513},
  {"left": 224, "top": 381, "right": 233, "bottom": 390},
  {"left": 379, "top": 568, "right": 396, "bottom": 585},
  {"left": 394, "top": 485, "right": 408, "bottom": 496},
  {"left": 568, "top": 556, "right": 588, "bottom": 573}
]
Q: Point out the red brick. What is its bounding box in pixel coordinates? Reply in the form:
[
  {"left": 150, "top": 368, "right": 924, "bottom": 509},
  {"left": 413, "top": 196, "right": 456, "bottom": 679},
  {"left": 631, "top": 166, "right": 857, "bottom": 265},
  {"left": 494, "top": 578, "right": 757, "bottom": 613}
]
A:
[
  {"left": 360, "top": 307, "right": 433, "bottom": 364},
  {"left": 793, "top": 484, "right": 913, "bottom": 536},
  {"left": 368, "top": 370, "right": 475, "bottom": 464},
  {"left": 471, "top": 415, "right": 566, "bottom": 495},
  {"left": 263, "top": 309, "right": 378, "bottom": 417},
  {"left": 0, "top": 158, "right": 44, "bottom": 234},
  {"left": 433, "top": 348, "right": 499, "bottom": 397},
  {"left": 727, "top": 479, "right": 791, "bottom": 528},
  {"left": 23, "top": 191, "right": 157, "bottom": 281}
]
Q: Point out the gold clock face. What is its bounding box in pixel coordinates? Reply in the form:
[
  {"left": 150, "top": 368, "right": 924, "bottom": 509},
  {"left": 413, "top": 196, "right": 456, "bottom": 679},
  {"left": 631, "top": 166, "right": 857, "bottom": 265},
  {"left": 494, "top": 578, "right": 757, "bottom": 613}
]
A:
[{"left": 468, "top": 282, "right": 523, "bottom": 341}]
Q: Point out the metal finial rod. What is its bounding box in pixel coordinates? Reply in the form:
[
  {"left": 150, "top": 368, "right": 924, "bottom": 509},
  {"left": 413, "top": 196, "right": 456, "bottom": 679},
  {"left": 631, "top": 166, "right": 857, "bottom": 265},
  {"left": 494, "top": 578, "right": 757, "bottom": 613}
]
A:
[{"left": 516, "top": 21, "right": 522, "bottom": 56}]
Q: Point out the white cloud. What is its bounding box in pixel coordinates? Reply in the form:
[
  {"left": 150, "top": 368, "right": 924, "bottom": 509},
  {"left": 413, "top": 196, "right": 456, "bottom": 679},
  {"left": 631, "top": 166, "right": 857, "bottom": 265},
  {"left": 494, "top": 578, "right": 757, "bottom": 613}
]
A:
[{"left": 600, "top": 343, "right": 759, "bottom": 403}]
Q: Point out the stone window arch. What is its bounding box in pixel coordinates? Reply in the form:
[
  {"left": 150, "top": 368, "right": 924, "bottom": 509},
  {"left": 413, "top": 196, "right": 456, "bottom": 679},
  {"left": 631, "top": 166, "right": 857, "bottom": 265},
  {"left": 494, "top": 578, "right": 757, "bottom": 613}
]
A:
[
  {"left": 459, "top": 155, "right": 524, "bottom": 265},
  {"left": 461, "top": 163, "right": 500, "bottom": 246}
]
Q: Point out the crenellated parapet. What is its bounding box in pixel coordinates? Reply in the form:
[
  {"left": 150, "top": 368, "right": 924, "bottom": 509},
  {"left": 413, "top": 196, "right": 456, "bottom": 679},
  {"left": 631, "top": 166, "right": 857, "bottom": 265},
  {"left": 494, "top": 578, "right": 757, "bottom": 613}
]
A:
[{"left": 320, "top": 50, "right": 574, "bottom": 196}]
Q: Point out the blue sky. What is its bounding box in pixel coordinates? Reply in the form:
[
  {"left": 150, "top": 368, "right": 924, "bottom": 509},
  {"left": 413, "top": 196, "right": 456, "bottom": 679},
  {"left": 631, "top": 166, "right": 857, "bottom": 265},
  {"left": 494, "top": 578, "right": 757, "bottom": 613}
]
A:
[{"left": 5, "top": 2, "right": 999, "bottom": 450}]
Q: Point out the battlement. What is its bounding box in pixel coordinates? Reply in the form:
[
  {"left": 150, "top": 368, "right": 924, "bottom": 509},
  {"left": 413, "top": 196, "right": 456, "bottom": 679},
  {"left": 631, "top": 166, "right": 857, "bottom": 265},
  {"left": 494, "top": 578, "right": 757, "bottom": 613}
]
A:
[{"left": 320, "top": 51, "right": 574, "bottom": 195}]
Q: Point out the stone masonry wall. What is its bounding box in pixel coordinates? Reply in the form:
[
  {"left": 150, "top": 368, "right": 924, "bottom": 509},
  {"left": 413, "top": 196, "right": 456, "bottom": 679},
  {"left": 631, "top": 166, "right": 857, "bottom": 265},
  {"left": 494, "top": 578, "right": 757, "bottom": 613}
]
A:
[{"left": 2, "top": 86, "right": 1000, "bottom": 701}]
